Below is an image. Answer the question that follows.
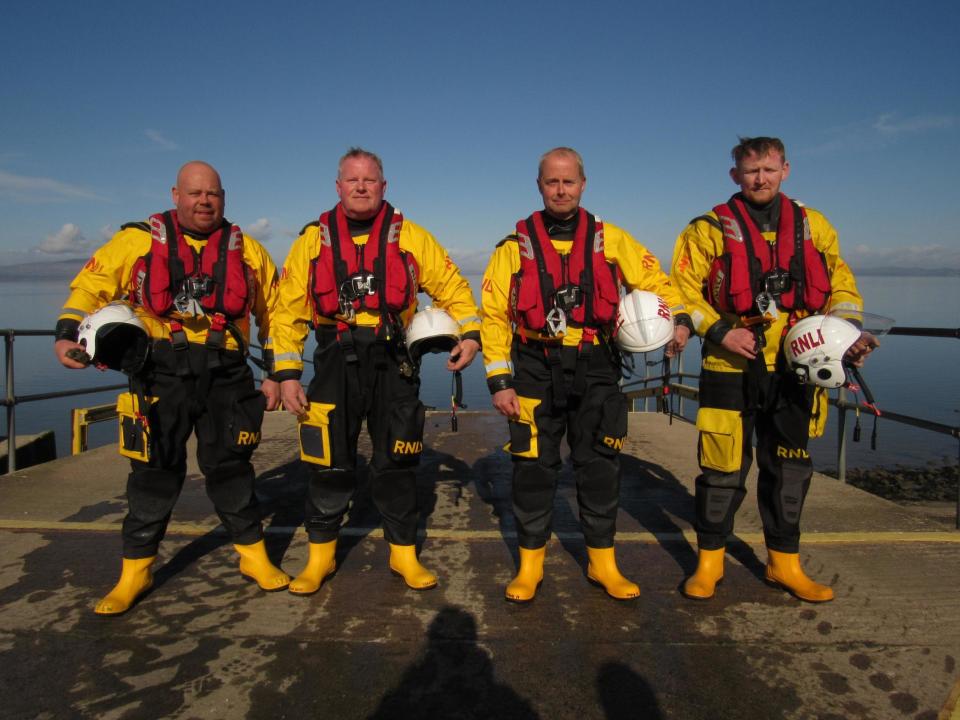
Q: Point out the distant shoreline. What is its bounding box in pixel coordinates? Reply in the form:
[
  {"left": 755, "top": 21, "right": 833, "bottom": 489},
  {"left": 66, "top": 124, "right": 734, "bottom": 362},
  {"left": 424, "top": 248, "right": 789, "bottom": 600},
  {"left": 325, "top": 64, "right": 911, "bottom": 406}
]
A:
[{"left": 1, "top": 259, "right": 958, "bottom": 281}]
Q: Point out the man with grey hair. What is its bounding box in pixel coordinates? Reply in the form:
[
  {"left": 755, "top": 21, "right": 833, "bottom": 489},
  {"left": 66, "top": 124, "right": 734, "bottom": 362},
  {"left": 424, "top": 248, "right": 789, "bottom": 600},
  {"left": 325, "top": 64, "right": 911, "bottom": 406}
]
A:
[{"left": 273, "top": 148, "right": 482, "bottom": 594}]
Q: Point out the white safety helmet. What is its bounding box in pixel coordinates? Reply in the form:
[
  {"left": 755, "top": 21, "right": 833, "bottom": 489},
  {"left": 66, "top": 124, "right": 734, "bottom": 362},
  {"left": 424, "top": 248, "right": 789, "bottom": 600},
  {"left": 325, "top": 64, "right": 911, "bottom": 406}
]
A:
[
  {"left": 783, "top": 314, "right": 861, "bottom": 388},
  {"left": 614, "top": 290, "right": 674, "bottom": 353},
  {"left": 405, "top": 307, "right": 460, "bottom": 358},
  {"left": 77, "top": 302, "right": 151, "bottom": 374}
]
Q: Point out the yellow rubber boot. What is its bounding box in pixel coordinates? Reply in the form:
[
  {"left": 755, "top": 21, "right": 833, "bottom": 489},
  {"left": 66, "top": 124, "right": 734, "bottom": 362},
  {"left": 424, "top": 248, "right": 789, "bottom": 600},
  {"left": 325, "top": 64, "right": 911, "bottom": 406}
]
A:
[
  {"left": 94, "top": 556, "right": 156, "bottom": 615},
  {"left": 289, "top": 540, "right": 337, "bottom": 596},
  {"left": 505, "top": 546, "right": 546, "bottom": 603},
  {"left": 765, "top": 548, "right": 834, "bottom": 603},
  {"left": 389, "top": 543, "right": 438, "bottom": 590},
  {"left": 682, "top": 548, "right": 725, "bottom": 600},
  {"left": 586, "top": 546, "right": 640, "bottom": 600},
  {"left": 235, "top": 540, "right": 291, "bottom": 591}
]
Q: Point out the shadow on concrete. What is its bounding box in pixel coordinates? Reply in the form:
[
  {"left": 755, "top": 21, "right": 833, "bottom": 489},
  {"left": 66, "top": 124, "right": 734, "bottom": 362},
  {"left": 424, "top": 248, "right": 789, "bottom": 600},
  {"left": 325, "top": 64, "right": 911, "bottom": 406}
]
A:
[
  {"left": 597, "top": 661, "right": 663, "bottom": 720},
  {"left": 369, "top": 606, "right": 539, "bottom": 720}
]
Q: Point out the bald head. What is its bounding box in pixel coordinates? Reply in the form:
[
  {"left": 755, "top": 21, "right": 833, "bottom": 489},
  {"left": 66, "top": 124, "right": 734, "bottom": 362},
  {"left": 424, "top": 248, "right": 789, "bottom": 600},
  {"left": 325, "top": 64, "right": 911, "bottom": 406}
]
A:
[{"left": 172, "top": 161, "right": 225, "bottom": 233}]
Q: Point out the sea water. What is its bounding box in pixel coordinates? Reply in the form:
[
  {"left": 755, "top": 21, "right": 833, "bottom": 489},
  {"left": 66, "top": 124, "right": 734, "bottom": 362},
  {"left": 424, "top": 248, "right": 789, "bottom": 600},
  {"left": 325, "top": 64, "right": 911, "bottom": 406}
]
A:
[{"left": 1, "top": 275, "right": 957, "bottom": 470}]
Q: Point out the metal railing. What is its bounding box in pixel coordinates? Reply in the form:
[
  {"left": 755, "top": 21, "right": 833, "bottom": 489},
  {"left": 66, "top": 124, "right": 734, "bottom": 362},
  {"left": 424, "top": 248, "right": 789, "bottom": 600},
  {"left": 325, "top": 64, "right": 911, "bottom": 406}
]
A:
[
  {"left": 2, "top": 329, "right": 126, "bottom": 473},
  {"left": 622, "top": 326, "right": 960, "bottom": 528}
]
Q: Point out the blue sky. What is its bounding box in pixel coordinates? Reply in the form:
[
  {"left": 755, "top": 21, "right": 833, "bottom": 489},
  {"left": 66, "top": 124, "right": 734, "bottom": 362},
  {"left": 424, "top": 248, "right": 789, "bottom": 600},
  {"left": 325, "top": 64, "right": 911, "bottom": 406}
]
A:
[{"left": 1, "top": 0, "right": 958, "bottom": 273}]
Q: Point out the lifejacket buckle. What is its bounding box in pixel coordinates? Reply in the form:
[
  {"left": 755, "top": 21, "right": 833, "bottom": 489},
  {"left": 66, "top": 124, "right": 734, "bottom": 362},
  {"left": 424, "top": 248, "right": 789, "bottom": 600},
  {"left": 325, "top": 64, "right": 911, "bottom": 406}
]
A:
[
  {"left": 545, "top": 306, "right": 567, "bottom": 336},
  {"left": 554, "top": 284, "right": 582, "bottom": 312},
  {"left": 761, "top": 269, "right": 791, "bottom": 297},
  {"left": 341, "top": 273, "right": 377, "bottom": 300}
]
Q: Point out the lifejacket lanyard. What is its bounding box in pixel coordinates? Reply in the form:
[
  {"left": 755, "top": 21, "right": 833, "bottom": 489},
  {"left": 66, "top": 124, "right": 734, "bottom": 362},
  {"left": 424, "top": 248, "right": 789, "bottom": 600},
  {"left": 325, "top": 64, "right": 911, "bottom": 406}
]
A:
[
  {"left": 846, "top": 364, "right": 881, "bottom": 450},
  {"left": 661, "top": 355, "right": 673, "bottom": 425},
  {"left": 450, "top": 370, "right": 464, "bottom": 432}
]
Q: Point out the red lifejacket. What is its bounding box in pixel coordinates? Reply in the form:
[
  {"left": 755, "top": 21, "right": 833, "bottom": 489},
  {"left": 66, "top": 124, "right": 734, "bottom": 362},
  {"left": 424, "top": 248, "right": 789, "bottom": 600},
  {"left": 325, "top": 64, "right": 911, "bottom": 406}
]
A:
[
  {"left": 129, "top": 210, "right": 252, "bottom": 321},
  {"left": 510, "top": 208, "right": 620, "bottom": 336},
  {"left": 705, "top": 193, "right": 830, "bottom": 315},
  {"left": 308, "top": 202, "right": 418, "bottom": 322}
]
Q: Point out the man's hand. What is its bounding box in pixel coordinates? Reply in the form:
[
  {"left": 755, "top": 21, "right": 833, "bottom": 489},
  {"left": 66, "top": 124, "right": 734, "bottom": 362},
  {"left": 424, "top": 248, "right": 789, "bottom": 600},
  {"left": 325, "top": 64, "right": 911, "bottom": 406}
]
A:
[
  {"left": 55, "top": 339, "right": 90, "bottom": 369},
  {"left": 447, "top": 338, "right": 480, "bottom": 372},
  {"left": 720, "top": 327, "right": 758, "bottom": 360},
  {"left": 280, "top": 379, "right": 308, "bottom": 417},
  {"left": 844, "top": 331, "right": 879, "bottom": 367},
  {"left": 665, "top": 325, "right": 691, "bottom": 358},
  {"left": 260, "top": 378, "right": 281, "bottom": 411},
  {"left": 492, "top": 388, "right": 521, "bottom": 420}
]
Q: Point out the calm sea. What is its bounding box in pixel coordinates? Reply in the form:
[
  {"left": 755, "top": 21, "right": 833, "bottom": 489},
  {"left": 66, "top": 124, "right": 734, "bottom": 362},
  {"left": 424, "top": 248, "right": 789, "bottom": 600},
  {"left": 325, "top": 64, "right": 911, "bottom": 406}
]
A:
[{"left": 2, "top": 275, "right": 957, "bottom": 471}]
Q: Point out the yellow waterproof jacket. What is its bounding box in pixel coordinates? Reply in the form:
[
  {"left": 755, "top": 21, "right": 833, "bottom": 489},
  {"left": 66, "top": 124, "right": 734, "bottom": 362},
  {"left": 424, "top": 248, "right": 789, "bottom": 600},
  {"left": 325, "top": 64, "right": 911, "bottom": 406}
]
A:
[
  {"left": 58, "top": 223, "right": 279, "bottom": 355},
  {"left": 480, "top": 220, "right": 687, "bottom": 383},
  {"left": 670, "top": 201, "right": 863, "bottom": 373},
  {"left": 272, "top": 216, "right": 481, "bottom": 377}
]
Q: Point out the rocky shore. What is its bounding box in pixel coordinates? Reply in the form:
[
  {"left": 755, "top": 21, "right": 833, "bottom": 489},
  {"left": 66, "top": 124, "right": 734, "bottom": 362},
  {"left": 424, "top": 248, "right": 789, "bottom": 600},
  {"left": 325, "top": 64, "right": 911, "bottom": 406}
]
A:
[{"left": 826, "top": 460, "right": 959, "bottom": 503}]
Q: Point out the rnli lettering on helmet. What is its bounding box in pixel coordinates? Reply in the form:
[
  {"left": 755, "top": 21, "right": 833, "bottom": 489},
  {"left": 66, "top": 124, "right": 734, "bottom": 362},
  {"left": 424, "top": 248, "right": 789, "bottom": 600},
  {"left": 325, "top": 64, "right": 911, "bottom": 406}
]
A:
[
  {"left": 789, "top": 329, "right": 826, "bottom": 358},
  {"left": 776, "top": 446, "right": 810, "bottom": 459},
  {"left": 602, "top": 436, "right": 624, "bottom": 451},
  {"left": 237, "top": 431, "right": 261, "bottom": 445},
  {"left": 656, "top": 297, "right": 671, "bottom": 320},
  {"left": 392, "top": 440, "right": 423, "bottom": 455}
]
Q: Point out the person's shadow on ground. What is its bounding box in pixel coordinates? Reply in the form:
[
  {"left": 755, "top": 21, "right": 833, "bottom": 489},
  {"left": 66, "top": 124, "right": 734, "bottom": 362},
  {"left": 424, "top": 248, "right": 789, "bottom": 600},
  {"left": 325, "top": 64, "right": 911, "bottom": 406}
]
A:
[{"left": 368, "top": 606, "right": 539, "bottom": 720}]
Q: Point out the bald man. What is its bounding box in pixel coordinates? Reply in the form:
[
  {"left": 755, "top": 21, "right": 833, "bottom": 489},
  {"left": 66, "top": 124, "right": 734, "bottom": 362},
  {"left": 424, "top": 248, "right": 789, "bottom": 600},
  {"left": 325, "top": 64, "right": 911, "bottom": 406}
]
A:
[{"left": 55, "top": 161, "right": 289, "bottom": 615}]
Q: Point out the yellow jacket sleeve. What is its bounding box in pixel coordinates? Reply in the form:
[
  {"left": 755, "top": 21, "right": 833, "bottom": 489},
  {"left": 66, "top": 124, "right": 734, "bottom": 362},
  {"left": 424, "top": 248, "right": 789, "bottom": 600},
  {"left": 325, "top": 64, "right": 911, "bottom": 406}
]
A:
[
  {"left": 243, "top": 235, "right": 280, "bottom": 357},
  {"left": 479, "top": 238, "right": 519, "bottom": 381},
  {"left": 401, "top": 220, "right": 481, "bottom": 338},
  {"left": 272, "top": 225, "right": 320, "bottom": 377},
  {"left": 669, "top": 216, "right": 724, "bottom": 337},
  {"left": 806, "top": 207, "right": 863, "bottom": 314},
  {"left": 603, "top": 223, "right": 688, "bottom": 316},
  {"left": 59, "top": 227, "right": 150, "bottom": 323}
]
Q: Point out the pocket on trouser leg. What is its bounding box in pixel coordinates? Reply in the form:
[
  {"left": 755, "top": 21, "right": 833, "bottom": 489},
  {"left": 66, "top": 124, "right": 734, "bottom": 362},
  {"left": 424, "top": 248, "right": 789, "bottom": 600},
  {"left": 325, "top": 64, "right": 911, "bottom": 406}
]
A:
[
  {"left": 299, "top": 402, "right": 337, "bottom": 466},
  {"left": 228, "top": 391, "right": 267, "bottom": 457},
  {"left": 593, "top": 392, "right": 628, "bottom": 457},
  {"left": 387, "top": 399, "right": 426, "bottom": 466},
  {"left": 696, "top": 407, "right": 743, "bottom": 473},
  {"left": 116, "top": 392, "right": 158, "bottom": 462},
  {"left": 505, "top": 396, "right": 541, "bottom": 459}
]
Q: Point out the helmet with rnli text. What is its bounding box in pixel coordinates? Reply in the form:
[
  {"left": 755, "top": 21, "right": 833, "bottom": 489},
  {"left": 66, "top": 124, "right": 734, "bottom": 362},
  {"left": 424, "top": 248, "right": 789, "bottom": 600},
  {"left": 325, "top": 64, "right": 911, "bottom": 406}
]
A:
[
  {"left": 783, "top": 314, "right": 861, "bottom": 388},
  {"left": 77, "top": 302, "right": 151, "bottom": 374},
  {"left": 614, "top": 290, "right": 674, "bottom": 353},
  {"left": 405, "top": 307, "right": 460, "bottom": 359}
]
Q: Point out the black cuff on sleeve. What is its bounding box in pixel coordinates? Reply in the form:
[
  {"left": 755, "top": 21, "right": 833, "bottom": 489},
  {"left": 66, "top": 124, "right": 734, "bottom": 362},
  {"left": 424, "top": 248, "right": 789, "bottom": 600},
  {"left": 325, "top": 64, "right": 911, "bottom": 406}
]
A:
[
  {"left": 674, "top": 314, "right": 694, "bottom": 332},
  {"left": 271, "top": 369, "right": 303, "bottom": 383},
  {"left": 461, "top": 330, "right": 481, "bottom": 348},
  {"left": 486, "top": 374, "right": 513, "bottom": 395},
  {"left": 54, "top": 318, "right": 80, "bottom": 343},
  {"left": 705, "top": 320, "right": 732, "bottom": 346},
  {"left": 260, "top": 349, "right": 275, "bottom": 376}
]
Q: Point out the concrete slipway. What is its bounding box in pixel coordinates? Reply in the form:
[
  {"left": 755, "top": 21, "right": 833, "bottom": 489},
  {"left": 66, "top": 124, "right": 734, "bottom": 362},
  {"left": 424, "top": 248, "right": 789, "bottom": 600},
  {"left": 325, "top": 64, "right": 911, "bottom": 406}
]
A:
[{"left": 0, "top": 411, "right": 957, "bottom": 720}]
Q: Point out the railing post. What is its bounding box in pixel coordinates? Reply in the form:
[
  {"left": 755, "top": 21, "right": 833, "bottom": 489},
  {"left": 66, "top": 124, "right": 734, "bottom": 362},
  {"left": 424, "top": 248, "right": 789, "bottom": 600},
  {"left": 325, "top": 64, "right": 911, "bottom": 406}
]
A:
[
  {"left": 5, "top": 332, "right": 15, "bottom": 474},
  {"left": 836, "top": 388, "right": 847, "bottom": 484},
  {"left": 677, "top": 351, "right": 685, "bottom": 418}
]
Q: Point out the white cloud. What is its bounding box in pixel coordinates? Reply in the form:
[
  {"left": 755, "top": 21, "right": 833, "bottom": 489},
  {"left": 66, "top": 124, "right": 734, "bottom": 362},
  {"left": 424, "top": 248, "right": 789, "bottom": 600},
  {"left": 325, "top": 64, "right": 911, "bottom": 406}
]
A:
[
  {"left": 799, "top": 112, "right": 958, "bottom": 156},
  {"left": 246, "top": 218, "right": 272, "bottom": 242},
  {"left": 38, "top": 223, "right": 91, "bottom": 254},
  {"left": 0, "top": 169, "right": 101, "bottom": 202},
  {"left": 872, "top": 113, "right": 956, "bottom": 137},
  {"left": 145, "top": 128, "right": 179, "bottom": 151}
]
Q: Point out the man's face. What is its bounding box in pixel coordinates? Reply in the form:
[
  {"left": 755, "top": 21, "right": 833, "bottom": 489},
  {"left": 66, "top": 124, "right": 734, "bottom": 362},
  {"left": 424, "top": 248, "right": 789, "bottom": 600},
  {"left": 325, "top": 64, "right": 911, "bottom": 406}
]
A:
[
  {"left": 538, "top": 153, "right": 585, "bottom": 218},
  {"left": 730, "top": 150, "right": 790, "bottom": 205},
  {"left": 336, "top": 156, "right": 386, "bottom": 220},
  {"left": 172, "top": 164, "right": 225, "bottom": 234}
]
